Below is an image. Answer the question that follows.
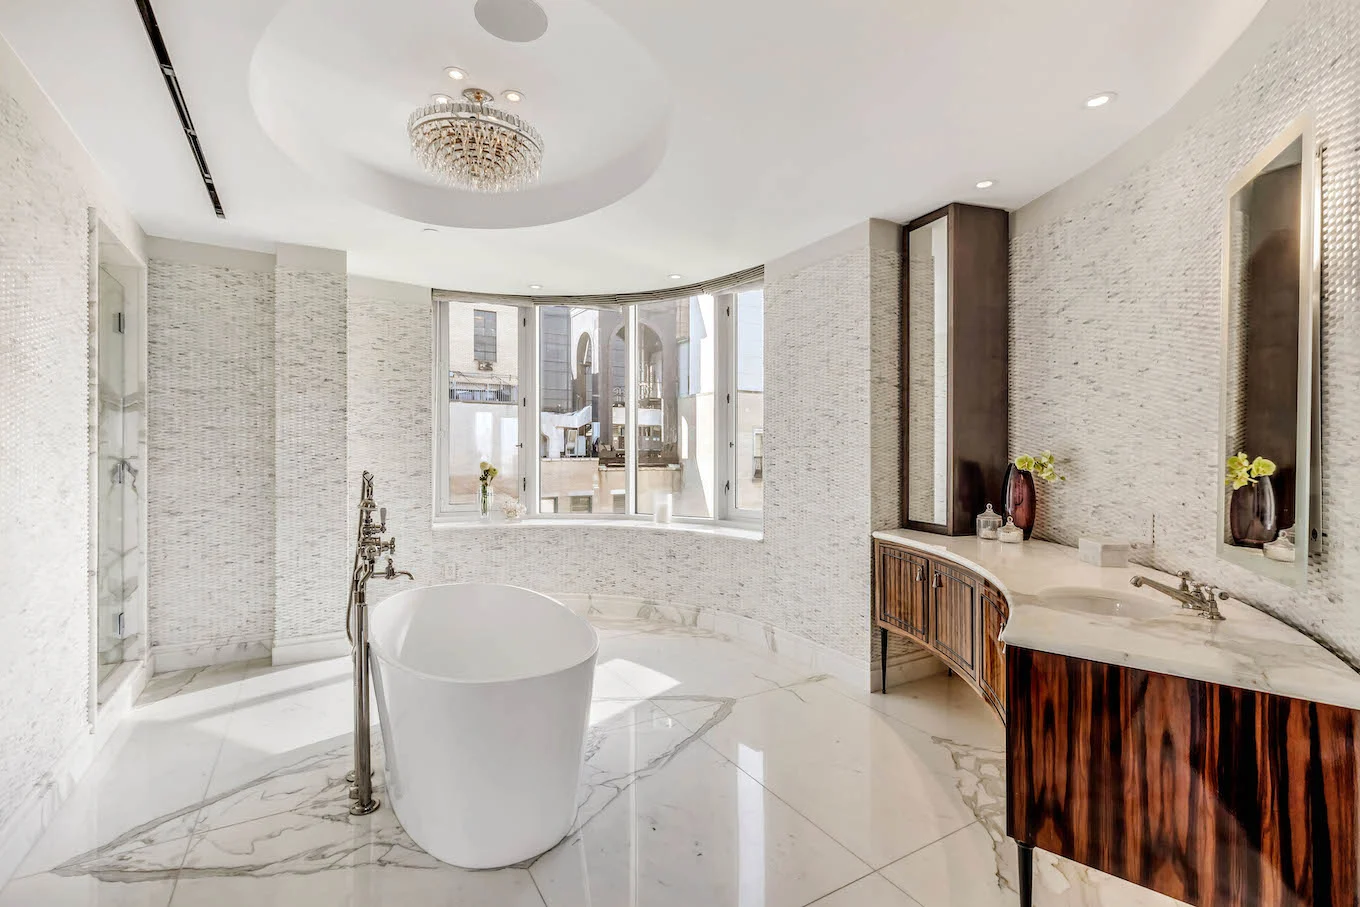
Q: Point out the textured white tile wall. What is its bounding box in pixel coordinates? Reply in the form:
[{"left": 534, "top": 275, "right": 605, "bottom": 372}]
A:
[
  {"left": 0, "top": 81, "right": 93, "bottom": 824},
  {"left": 147, "top": 260, "right": 276, "bottom": 649},
  {"left": 273, "top": 268, "right": 348, "bottom": 644},
  {"left": 350, "top": 240, "right": 901, "bottom": 663},
  {"left": 1011, "top": 0, "right": 1360, "bottom": 662}
]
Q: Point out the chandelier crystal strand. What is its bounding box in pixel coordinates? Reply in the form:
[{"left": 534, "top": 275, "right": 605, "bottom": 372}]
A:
[{"left": 408, "top": 88, "right": 544, "bottom": 193}]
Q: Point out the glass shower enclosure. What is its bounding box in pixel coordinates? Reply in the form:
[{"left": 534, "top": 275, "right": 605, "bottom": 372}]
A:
[{"left": 95, "top": 232, "right": 145, "bottom": 702}]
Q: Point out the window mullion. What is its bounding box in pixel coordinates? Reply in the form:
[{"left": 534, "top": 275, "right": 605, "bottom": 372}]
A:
[
  {"left": 625, "top": 305, "right": 638, "bottom": 515},
  {"left": 433, "top": 299, "right": 450, "bottom": 518},
  {"left": 524, "top": 306, "right": 539, "bottom": 516},
  {"left": 716, "top": 294, "right": 734, "bottom": 522}
]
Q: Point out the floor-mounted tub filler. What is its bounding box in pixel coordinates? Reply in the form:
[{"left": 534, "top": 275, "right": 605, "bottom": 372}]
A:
[
  {"left": 369, "top": 582, "right": 598, "bottom": 868},
  {"left": 345, "top": 473, "right": 598, "bottom": 868}
]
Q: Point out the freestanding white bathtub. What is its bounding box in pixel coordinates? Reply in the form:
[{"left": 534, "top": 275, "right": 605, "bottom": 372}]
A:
[{"left": 368, "top": 583, "right": 598, "bottom": 868}]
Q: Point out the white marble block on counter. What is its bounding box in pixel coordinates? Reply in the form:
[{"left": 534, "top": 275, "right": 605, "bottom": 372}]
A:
[{"left": 1077, "top": 537, "right": 1130, "bottom": 568}]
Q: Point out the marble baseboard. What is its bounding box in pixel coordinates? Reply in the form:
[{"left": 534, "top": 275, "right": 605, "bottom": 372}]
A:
[
  {"left": 151, "top": 636, "right": 272, "bottom": 673},
  {"left": 271, "top": 631, "right": 350, "bottom": 667},
  {"left": 0, "top": 655, "right": 151, "bottom": 889}
]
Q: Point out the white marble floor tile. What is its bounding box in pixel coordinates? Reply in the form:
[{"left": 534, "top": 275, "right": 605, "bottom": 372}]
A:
[
  {"left": 0, "top": 873, "right": 177, "bottom": 907},
  {"left": 881, "top": 822, "right": 1190, "bottom": 907},
  {"left": 596, "top": 632, "right": 810, "bottom": 708},
  {"left": 137, "top": 662, "right": 250, "bottom": 708},
  {"left": 825, "top": 674, "right": 1006, "bottom": 749},
  {"left": 808, "top": 872, "right": 923, "bottom": 907},
  {"left": 3, "top": 615, "right": 1188, "bottom": 907},
  {"left": 880, "top": 823, "right": 1012, "bottom": 907},
  {"left": 14, "top": 721, "right": 226, "bottom": 876},
  {"left": 681, "top": 679, "right": 984, "bottom": 869},
  {"left": 169, "top": 865, "right": 546, "bottom": 907},
  {"left": 206, "top": 659, "right": 354, "bottom": 797},
  {"left": 531, "top": 740, "right": 870, "bottom": 907}
]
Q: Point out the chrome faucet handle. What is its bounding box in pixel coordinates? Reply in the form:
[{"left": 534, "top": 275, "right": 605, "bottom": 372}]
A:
[
  {"left": 1176, "top": 570, "right": 1193, "bottom": 591},
  {"left": 379, "top": 507, "right": 387, "bottom": 532},
  {"left": 383, "top": 558, "right": 414, "bottom": 581}
]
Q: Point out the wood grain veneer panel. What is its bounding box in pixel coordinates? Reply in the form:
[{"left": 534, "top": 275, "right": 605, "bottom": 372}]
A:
[{"left": 1007, "top": 647, "right": 1358, "bottom": 907}]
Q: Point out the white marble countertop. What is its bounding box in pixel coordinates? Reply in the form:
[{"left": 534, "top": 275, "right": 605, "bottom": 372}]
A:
[{"left": 872, "top": 529, "right": 1360, "bottom": 712}]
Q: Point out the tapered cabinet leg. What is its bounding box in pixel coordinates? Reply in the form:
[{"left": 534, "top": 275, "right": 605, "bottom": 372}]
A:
[
  {"left": 1016, "top": 842, "right": 1033, "bottom": 907},
  {"left": 879, "top": 627, "right": 889, "bottom": 693}
]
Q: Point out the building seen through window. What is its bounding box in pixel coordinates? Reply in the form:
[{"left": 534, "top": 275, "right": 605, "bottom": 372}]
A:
[{"left": 441, "top": 284, "right": 763, "bottom": 522}]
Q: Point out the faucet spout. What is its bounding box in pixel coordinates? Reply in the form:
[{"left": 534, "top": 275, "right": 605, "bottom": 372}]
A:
[{"left": 1130, "top": 572, "right": 1229, "bottom": 620}]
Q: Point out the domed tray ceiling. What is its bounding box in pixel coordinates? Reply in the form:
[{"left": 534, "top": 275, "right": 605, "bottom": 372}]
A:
[{"left": 250, "top": 0, "right": 672, "bottom": 228}]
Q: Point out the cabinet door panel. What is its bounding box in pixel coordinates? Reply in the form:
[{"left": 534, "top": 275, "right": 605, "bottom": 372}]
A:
[
  {"left": 876, "top": 545, "right": 930, "bottom": 641},
  {"left": 978, "top": 588, "right": 1008, "bottom": 713},
  {"left": 931, "top": 563, "right": 977, "bottom": 677}
]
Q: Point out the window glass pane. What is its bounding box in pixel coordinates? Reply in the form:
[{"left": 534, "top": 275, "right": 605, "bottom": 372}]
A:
[
  {"left": 735, "top": 288, "right": 764, "bottom": 512},
  {"left": 635, "top": 296, "right": 714, "bottom": 518},
  {"left": 538, "top": 306, "right": 627, "bottom": 513},
  {"left": 447, "top": 302, "right": 519, "bottom": 509},
  {"left": 473, "top": 309, "right": 497, "bottom": 362}
]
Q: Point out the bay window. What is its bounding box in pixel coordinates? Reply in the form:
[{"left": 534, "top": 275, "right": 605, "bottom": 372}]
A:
[{"left": 434, "top": 271, "right": 763, "bottom": 527}]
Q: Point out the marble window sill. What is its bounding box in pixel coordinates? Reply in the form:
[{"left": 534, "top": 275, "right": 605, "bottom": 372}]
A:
[{"left": 432, "top": 516, "right": 763, "bottom": 542}]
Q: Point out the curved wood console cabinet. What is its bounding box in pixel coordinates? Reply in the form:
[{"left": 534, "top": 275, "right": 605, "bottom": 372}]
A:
[{"left": 873, "top": 538, "right": 1007, "bottom": 721}]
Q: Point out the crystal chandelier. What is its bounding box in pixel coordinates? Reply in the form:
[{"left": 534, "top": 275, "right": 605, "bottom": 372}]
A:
[{"left": 408, "top": 88, "right": 544, "bottom": 193}]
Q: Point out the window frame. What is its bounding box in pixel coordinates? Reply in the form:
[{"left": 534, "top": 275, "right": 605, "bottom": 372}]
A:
[{"left": 433, "top": 281, "right": 763, "bottom": 529}]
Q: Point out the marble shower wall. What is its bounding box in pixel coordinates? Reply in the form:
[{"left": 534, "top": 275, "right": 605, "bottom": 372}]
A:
[{"left": 1010, "top": 0, "right": 1360, "bottom": 661}]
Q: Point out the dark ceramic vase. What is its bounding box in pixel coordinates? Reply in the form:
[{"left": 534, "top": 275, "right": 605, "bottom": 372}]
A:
[
  {"left": 1230, "top": 475, "right": 1278, "bottom": 549},
  {"left": 1004, "top": 465, "right": 1036, "bottom": 540}
]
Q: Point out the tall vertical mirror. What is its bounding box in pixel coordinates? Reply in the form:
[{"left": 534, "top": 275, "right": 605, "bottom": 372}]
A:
[
  {"left": 1218, "top": 116, "right": 1321, "bottom": 586},
  {"left": 906, "top": 215, "right": 950, "bottom": 527}
]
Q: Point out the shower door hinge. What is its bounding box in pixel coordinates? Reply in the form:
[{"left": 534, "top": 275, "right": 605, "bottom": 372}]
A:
[{"left": 115, "top": 312, "right": 125, "bottom": 334}]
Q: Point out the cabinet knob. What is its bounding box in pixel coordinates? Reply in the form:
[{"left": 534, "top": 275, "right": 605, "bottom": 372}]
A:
[
  {"left": 932, "top": 573, "right": 943, "bottom": 589},
  {"left": 915, "top": 565, "right": 925, "bottom": 583}
]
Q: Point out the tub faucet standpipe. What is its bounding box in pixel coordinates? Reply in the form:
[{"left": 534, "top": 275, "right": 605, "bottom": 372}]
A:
[{"left": 345, "top": 471, "right": 414, "bottom": 816}]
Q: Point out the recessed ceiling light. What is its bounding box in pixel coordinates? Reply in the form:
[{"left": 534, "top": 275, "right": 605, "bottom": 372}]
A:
[
  {"left": 431, "top": 94, "right": 452, "bottom": 104},
  {"left": 975, "top": 179, "right": 996, "bottom": 190},
  {"left": 445, "top": 67, "right": 468, "bottom": 81},
  {"left": 1084, "top": 92, "right": 1117, "bottom": 108},
  {"left": 529, "top": 284, "right": 543, "bottom": 290},
  {"left": 668, "top": 274, "right": 683, "bottom": 281},
  {"left": 502, "top": 89, "right": 524, "bottom": 103}
]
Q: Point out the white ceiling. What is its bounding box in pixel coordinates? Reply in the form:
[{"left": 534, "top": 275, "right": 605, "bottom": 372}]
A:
[{"left": 0, "top": 0, "right": 1268, "bottom": 293}]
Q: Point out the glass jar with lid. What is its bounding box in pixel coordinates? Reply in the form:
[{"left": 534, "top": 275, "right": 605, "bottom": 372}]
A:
[
  {"left": 997, "top": 517, "right": 1024, "bottom": 544},
  {"left": 976, "top": 504, "right": 1002, "bottom": 539}
]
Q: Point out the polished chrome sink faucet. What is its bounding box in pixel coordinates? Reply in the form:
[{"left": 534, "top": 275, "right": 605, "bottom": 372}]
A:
[
  {"left": 1130, "top": 570, "right": 1228, "bottom": 621},
  {"left": 345, "top": 471, "right": 414, "bottom": 816}
]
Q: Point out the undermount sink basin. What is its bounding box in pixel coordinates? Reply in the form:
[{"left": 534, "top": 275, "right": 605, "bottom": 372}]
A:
[{"left": 1037, "top": 587, "right": 1172, "bottom": 620}]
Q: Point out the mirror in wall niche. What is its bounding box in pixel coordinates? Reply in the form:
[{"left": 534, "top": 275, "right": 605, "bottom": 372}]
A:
[
  {"left": 906, "top": 215, "right": 950, "bottom": 527},
  {"left": 1218, "top": 115, "right": 1322, "bottom": 586}
]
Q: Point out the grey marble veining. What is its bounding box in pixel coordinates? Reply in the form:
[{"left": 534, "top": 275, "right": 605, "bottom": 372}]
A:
[{"left": 2, "top": 616, "right": 1183, "bottom": 907}]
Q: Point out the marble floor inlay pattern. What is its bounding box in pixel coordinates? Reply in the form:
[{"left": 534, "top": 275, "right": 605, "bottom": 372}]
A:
[{"left": 1, "top": 617, "right": 1187, "bottom": 906}]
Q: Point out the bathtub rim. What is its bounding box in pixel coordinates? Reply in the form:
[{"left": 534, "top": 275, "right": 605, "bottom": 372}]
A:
[{"left": 367, "top": 582, "right": 600, "bottom": 687}]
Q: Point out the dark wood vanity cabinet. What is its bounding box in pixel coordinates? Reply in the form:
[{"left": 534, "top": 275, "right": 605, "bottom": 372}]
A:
[
  {"left": 1007, "top": 647, "right": 1360, "bottom": 907},
  {"left": 930, "top": 564, "right": 978, "bottom": 676},
  {"left": 874, "top": 539, "right": 1006, "bottom": 722},
  {"left": 876, "top": 544, "right": 931, "bottom": 639},
  {"left": 977, "top": 587, "right": 1008, "bottom": 714}
]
